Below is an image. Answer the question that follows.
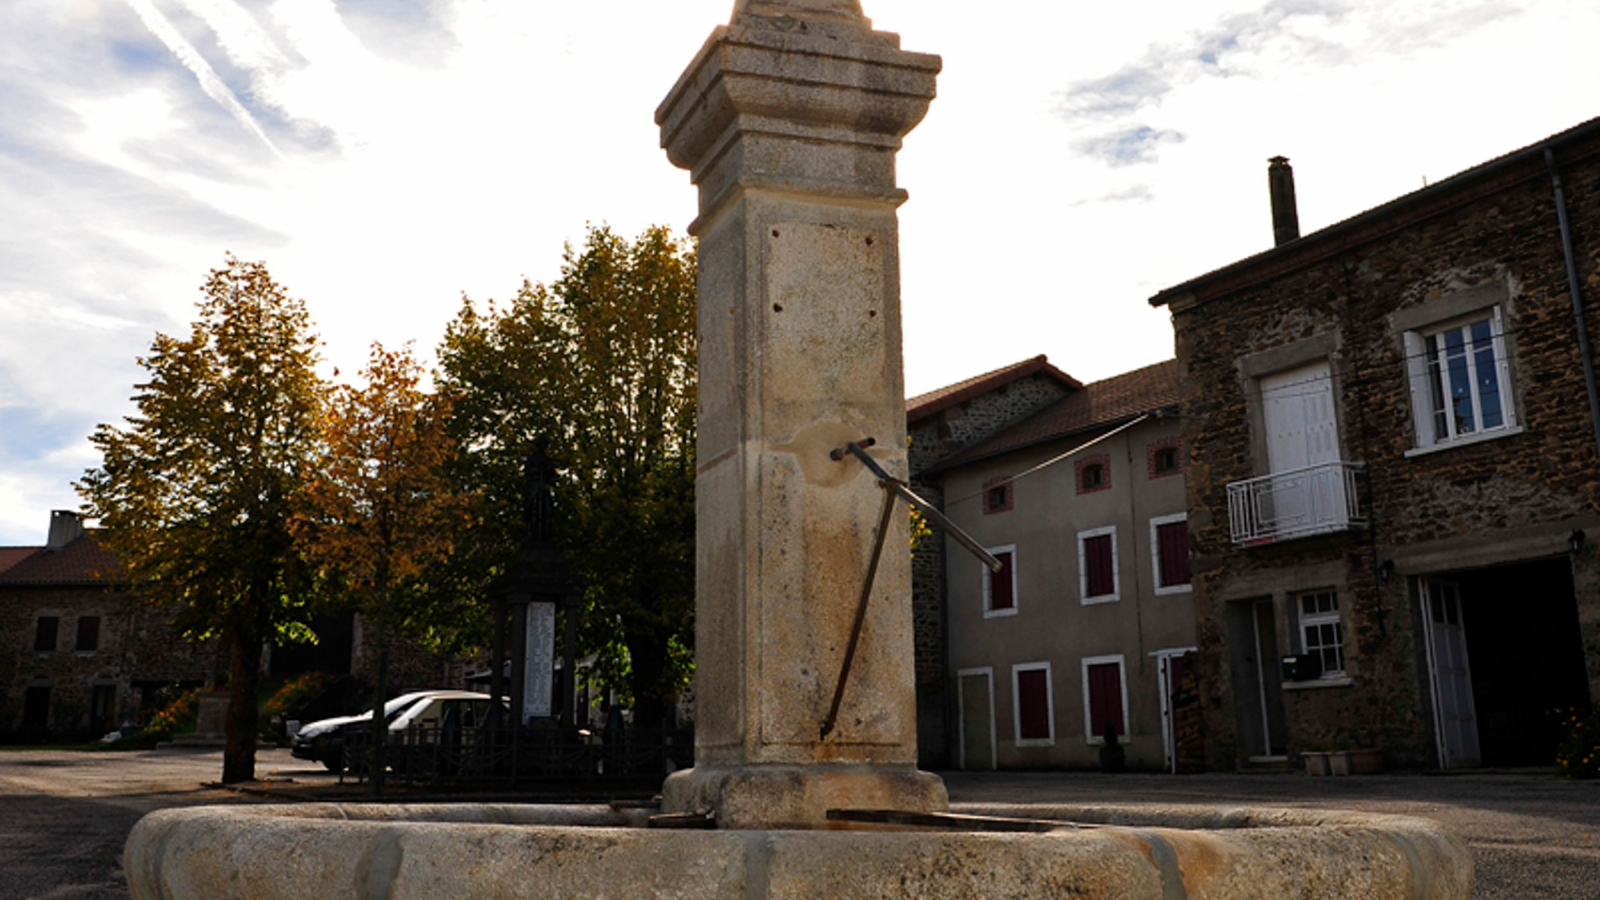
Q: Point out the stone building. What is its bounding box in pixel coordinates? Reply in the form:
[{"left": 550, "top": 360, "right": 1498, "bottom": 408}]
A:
[
  {"left": 0, "top": 511, "right": 222, "bottom": 739},
  {"left": 1, "top": 510, "right": 472, "bottom": 740},
  {"left": 909, "top": 357, "right": 1198, "bottom": 771},
  {"left": 1150, "top": 117, "right": 1600, "bottom": 771}
]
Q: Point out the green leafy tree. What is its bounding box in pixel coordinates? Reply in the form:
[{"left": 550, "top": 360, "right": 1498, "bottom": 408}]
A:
[
  {"left": 78, "top": 256, "right": 323, "bottom": 783},
  {"left": 293, "top": 343, "right": 476, "bottom": 788},
  {"left": 439, "top": 225, "right": 696, "bottom": 728}
]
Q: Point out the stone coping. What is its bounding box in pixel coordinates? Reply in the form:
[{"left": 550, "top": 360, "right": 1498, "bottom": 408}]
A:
[{"left": 125, "top": 802, "right": 1470, "bottom": 899}]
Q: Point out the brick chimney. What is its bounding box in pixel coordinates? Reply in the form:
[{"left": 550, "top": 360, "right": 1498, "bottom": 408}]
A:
[
  {"left": 1269, "top": 156, "right": 1300, "bottom": 246},
  {"left": 46, "top": 510, "right": 84, "bottom": 550}
]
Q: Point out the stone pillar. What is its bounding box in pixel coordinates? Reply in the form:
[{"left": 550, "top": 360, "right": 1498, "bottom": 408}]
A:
[{"left": 657, "top": 0, "right": 945, "bottom": 828}]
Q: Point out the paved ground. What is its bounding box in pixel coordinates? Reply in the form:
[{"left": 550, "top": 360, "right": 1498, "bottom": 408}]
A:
[{"left": 1, "top": 748, "right": 1596, "bottom": 899}]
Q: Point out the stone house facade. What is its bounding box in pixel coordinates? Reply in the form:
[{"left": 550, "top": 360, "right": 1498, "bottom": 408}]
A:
[
  {"left": 0, "top": 511, "right": 222, "bottom": 739},
  {"left": 1, "top": 511, "right": 472, "bottom": 741},
  {"left": 1150, "top": 117, "right": 1600, "bottom": 771},
  {"left": 909, "top": 358, "right": 1199, "bottom": 771}
]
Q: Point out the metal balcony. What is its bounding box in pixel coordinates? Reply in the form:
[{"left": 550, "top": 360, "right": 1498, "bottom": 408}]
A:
[{"left": 1227, "top": 461, "right": 1367, "bottom": 545}]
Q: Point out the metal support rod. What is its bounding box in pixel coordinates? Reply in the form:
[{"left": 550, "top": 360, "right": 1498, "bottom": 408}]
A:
[
  {"left": 837, "top": 440, "right": 1001, "bottom": 572},
  {"left": 820, "top": 485, "right": 898, "bottom": 740}
]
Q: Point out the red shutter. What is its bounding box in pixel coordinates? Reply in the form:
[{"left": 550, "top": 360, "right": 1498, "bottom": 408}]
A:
[
  {"left": 1084, "top": 535, "right": 1114, "bottom": 597},
  {"left": 1017, "top": 669, "right": 1050, "bottom": 740},
  {"left": 989, "top": 551, "right": 1014, "bottom": 610},
  {"left": 1157, "top": 521, "right": 1190, "bottom": 587},
  {"left": 1087, "top": 663, "right": 1123, "bottom": 738}
]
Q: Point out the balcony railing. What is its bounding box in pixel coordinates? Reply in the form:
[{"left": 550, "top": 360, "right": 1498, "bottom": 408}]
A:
[{"left": 1228, "top": 460, "right": 1366, "bottom": 545}]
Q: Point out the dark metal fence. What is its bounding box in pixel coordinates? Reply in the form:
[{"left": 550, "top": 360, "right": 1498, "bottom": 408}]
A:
[{"left": 340, "top": 725, "right": 693, "bottom": 791}]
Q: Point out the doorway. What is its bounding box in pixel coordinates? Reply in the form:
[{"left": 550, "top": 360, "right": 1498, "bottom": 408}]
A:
[
  {"left": 1154, "top": 648, "right": 1196, "bottom": 773},
  {"left": 1420, "top": 558, "right": 1590, "bottom": 768},
  {"left": 1227, "top": 599, "right": 1287, "bottom": 761},
  {"left": 956, "top": 668, "right": 996, "bottom": 770}
]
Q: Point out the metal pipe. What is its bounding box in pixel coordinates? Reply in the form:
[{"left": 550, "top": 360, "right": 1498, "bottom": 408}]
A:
[
  {"left": 1546, "top": 148, "right": 1600, "bottom": 465},
  {"left": 820, "top": 487, "right": 898, "bottom": 740},
  {"left": 838, "top": 441, "right": 1002, "bottom": 572}
]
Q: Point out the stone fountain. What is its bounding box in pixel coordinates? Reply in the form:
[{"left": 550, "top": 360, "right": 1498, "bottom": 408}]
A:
[{"left": 123, "top": 2, "right": 1473, "bottom": 897}]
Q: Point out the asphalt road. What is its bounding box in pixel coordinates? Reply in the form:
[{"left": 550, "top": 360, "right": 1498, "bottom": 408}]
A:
[{"left": 1, "top": 748, "right": 1596, "bottom": 899}]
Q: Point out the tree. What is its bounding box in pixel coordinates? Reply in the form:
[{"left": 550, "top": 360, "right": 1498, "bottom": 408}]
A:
[
  {"left": 438, "top": 225, "right": 696, "bottom": 728},
  {"left": 293, "top": 343, "right": 475, "bottom": 791},
  {"left": 78, "top": 256, "right": 323, "bottom": 783}
]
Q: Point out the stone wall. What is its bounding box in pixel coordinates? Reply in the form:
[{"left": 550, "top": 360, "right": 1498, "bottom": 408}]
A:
[
  {"left": 907, "top": 372, "right": 1074, "bottom": 767},
  {"left": 1168, "top": 128, "right": 1600, "bottom": 770},
  {"left": 1, "top": 583, "right": 224, "bottom": 739}
]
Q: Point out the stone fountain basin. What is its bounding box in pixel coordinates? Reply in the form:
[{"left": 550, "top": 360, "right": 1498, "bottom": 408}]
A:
[{"left": 124, "top": 802, "right": 1470, "bottom": 899}]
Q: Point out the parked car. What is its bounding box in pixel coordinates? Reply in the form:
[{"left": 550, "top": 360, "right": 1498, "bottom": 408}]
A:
[{"left": 291, "top": 691, "right": 498, "bottom": 772}]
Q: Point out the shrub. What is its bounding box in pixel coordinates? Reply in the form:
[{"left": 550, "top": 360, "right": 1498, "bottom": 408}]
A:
[
  {"left": 145, "top": 689, "right": 201, "bottom": 739},
  {"left": 1555, "top": 705, "right": 1599, "bottom": 780},
  {"left": 264, "top": 671, "right": 337, "bottom": 720}
]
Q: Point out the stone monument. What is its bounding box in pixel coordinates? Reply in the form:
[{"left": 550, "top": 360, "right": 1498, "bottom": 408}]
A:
[{"left": 655, "top": 0, "right": 945, "bottom": 829}]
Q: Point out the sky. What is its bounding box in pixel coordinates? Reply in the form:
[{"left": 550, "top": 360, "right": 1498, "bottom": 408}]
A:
[{"left": 1, "top": 0, "right": 1597, "bottom": 546}]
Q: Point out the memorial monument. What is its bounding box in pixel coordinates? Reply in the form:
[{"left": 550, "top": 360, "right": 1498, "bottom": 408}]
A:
[{"left": 121, "top": 4, "right": 1475, "bottom": 898}]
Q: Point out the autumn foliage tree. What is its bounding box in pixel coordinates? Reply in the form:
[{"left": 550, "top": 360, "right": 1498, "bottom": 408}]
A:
[
  {"left": 78, "top": 256, "right": 323, "bottom": 784},
  {"left": 293, "top": 343, "right": 473, "bottom": 789},
  {"left": 439, "top": 225, "right": 696, "bottom": 728}
]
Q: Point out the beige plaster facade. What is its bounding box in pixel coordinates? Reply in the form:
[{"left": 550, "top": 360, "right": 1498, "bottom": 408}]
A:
[{"left": 918, "top": 362, "right": 1197, "bottom": 771}]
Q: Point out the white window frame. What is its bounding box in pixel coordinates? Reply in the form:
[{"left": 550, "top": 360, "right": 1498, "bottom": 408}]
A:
[
  {"left": 955, "top": 666, "right": 997, "bottom": 770},
  {"left": 1149, "top": 513, "right": 1191, "bottom": 596},
  {"left": 1077, "top": 526, "right": 1120, "bottom": 605},
  {"left": 1296, "top": 589, "right": 1346, "bottom": 679},
  {"left": 1011, "top": 661, "right": 1055, "bottom": 747},
  {"left": 982, "top": 544, "right": 1018, "bottom": 619},
  {"left": 1403, "top": 306, "right": 1516, "bottom": 451},
  {"left": 1080, "top": 654, "right": 1129, "bottom": 745}
]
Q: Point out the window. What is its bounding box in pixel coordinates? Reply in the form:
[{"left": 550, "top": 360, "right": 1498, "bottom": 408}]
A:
[
  {"left": 982, "top": 545, "right": 1017, "bottom": 618},
  {"left": 1150, "top": 514, "right": 1191, "bottom": 594},
  {"left": 1081, "top": 655, "right": 1128, "bottom": 744},
  {"left": 1012, "top": 662, "right": 1054, "bottom": 746},
  {"left": 90, "top": 685, "right": 116, "bottom": 730},
  {"left": 33, "top": 616, "right": 58, "bottom": 653},
  {"left": 982, "top": 476, "right": 1014, "bottom": 515},
  {"left": 1405, "top": 308, "right": 1515, "bottom": 449},
  {"left": 1147, "top": 437, "right": 1183, "bottom": 478},
  {"left": 1298, "top": 590, "right": 1345, "bottom": 677},
  {"left": 23, "top": 686, "right": 50, "bottom": 727},
  {"left": 1077, "top": 527, "right": 1119, "bottom": 604},
  {"left": 1076, "top": 455, "right": 1111, "bottom": 494},
  {"left": 75, "top": 616, "right": 101, "bottom": 652}
]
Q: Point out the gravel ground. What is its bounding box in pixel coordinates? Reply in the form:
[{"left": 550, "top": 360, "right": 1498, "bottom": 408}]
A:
[{"left": 1, "top": 749, "right": 1595, "bottom": 899}]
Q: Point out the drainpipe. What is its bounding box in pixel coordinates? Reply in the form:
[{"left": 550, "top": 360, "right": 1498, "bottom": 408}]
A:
[{"left": 1546, "top": 148, "right": 1600, "bottom": 465}]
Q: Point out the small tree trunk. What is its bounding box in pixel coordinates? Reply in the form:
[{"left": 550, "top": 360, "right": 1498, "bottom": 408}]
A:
[
  {"left": 222, "top": 624, "right": 262, "bottom": 784},
  {"left": 370, "top": 589, "right": 391, "bottom": 796}
]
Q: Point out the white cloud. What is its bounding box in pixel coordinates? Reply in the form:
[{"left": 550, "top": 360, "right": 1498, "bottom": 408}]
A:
[{"left": 121, "top": 0, "right": 286, "bottom": 159}]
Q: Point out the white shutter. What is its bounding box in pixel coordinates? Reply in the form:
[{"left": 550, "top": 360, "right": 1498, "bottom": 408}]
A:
[
  {"left": 1492, "top": 306, "right": 1515, "bottom": 428},
  {"left": 1403, "top": 330, "right": 1433, "bottom": 448}
]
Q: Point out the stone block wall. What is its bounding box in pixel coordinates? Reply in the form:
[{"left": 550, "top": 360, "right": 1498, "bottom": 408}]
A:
[
  {"left": 1, "top": 584, "right": 223, "bottom": 739},
  {"left": 1169, "top": 127, "right": 1600, "bottom": 769}
]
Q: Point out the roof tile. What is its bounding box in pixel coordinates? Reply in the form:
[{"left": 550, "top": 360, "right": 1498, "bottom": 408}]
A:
[
  {"left": 0, "top": 533, "right": 124, "bottom": 585},
  {"left": 906, "top": 355, "right": 1081, "bottom": 422},
  {"left": 935, "top": 359, "right": 1179, "bottom": 470}
]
